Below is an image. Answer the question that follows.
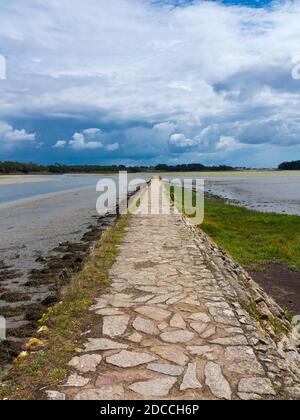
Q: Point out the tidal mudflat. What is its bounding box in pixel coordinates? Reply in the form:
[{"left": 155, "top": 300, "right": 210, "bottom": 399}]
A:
[
  {"left": 0, "top": 176, "right": 53, "bottom": 185},
  {"left": 0, "top": 186, "right": 106, "bottom": 372},
  {"left": 163, "top": 171, "right": 300, "bottom": 216}
]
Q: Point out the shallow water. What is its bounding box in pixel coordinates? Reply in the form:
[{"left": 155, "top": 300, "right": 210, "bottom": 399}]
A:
[{"left": 162, "top": 171, "right": 300, "bottom": 216}]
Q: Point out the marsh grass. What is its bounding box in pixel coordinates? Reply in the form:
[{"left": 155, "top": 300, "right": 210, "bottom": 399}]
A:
[
  {"left": 168, "top": 183, "right": 300, "bottom": 272},
  {"left": 202, "top": 196, "right": 300, "bottom": 272}
]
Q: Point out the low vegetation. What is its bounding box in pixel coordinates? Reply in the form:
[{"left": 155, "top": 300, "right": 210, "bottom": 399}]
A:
[
  {"left": 168, "top": 184, "right": 300, "bottom": 272},
  {"left": 202, "top": 196, "right": 300, "bottom": 272},
  {"left": 1, "top": 215, "right": 129, "bottom": 400},
  {"left": 278, "top": 160, "right": 300, "bottom": 170}
]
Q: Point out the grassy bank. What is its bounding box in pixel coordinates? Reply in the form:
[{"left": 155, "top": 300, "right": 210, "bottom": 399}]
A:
[
  {"left": 168, "top": 183, "right": 300, "bottom": 272},
  {"left": 1, "top": 215, "right": 129, "bottom": 400},
  {"left": 201, "top": 196, "right": 300, "bottom": 272}
]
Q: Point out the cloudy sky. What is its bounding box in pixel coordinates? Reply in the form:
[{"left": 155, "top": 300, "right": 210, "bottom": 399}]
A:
[{"left": 0, "top": 0, "right": 300, "bottom": 167}]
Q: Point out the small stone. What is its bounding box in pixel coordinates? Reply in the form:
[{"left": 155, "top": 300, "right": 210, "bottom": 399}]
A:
[
  {"left": 103, "top": 315, "right": 129, "bottom": 337},
  {"left": 129, "top": 377, "right": 177, "bottom": 397},
  {"left": 180, "top": 363, "right": 202, "bottom": 391},
  {"left": 201, "top": 326, "right": 216, "bottom": 339},
  {"left": 160, "top": 330, "right": 194, "bottom": 344},
  {"left": 147, "top": 363, "right": 184, "bottom": 376},
  {"left": 68, "top": 354, "right": 102, "bottom": 373},
  {"left": 205, "top": 362, "right": 232, "bottom": 400},
  {"left": 189, "top": 313, "right": 210, "bottom": 323},
  {"left": 127, "top": 332, "right": 143, "bottom": 343},
  {"left": 75, "top": 385, "right": 124, "bottom": 400},
  {"left": 63, "top": 373, "right": 90, "bottom": 387},
  {"left": 133, "top": 316, "right": 159, "bottom": 335},
  {"left": 106, "top": 350, "right": 157, "bottom": 368},
  {"left": 84, "top": 338, "right": 128, "bottom": 352},
  {"left": 151, "top": 345, "right": 189, "bottom": 366},
  {"left": 46, "top": 390, "right": 66, "bottom": 400},
  {"left": 238, "top": 378, "right": 276, "bottom": 396},
  {"left": 170, "top": 313, "right": 186, "bottom": 329},
  {"left": 135, "top": 306, "right": 171, "bottom": 321},
  {"left": 190, "top": 322, "right": 208, "bottom": 335}
]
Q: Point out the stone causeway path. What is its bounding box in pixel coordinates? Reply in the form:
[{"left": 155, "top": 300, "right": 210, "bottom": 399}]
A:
[{"left": 46, "top": 178, "right": 300, "bottom": 400}]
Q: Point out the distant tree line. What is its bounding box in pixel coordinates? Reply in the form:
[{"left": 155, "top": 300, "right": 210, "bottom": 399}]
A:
[
  {"left": 154, "top": 164, "right": 236, "bottom": 172},
  {"left": 0, "top": 161, "right": 237, "bottom": 174},
  {"left": 278, "top": 160, "right": 300, "bottom": 170}
]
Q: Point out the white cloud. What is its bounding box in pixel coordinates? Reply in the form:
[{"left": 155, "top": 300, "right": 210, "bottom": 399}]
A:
[
  {"left": 83, "top": 128, "right": 101, "bottom": 136},
  {"left": 0, "top": 121, "right": 36, "bottom": 143},
  {"left": 53, "top": 140, "right": 67, "bottom": 148},
  {"left": 54, "top": 128, "right": 104, "bottom": 150},
  {"left": 216, "top": 136, "right": 240, "bottom": 151},
  {"left": 69, "top": 132, "right": 102, "bottom": 150},
  {"left": 153, "top": 122, "right": 176, "bottom": 135},
  {"left": 169, "top": 133, "right": 197, "bottom": 148},
  {"left": 105, "top": 142, "right": 119, "bottom": 152}
]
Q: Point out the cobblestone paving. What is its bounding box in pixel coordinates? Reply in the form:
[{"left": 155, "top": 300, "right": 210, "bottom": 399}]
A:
[{"left": 46, "top": 179, "right": 300, "bottom": 400}]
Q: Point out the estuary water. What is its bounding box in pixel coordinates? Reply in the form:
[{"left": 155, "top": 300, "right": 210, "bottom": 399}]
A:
[{"left": 163, "top": 171, "right": 300, "bottom": 216}]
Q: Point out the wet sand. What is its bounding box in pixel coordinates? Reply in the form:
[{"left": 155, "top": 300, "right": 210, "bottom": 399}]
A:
[
  {"left": 0, "top": 176, "right": 53, "bottom": 185},
  {"left": 0, "top": 186, "right": 116, "bottom": 372}
]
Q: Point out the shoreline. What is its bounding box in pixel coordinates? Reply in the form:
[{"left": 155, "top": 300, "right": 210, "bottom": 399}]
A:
[
  {"left": 0, "top": 188, "right": 138, "bottom": 376},
  {"left": 201, "top": 192, "right": 300, "bottom": 315}
]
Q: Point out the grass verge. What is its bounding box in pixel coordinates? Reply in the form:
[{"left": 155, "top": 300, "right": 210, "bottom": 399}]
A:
[
  {"left": 202, "top": 196, "right": 300, "bottom": 272},
  {"left": 1, "top": 215, "right": 129, "bottom": 400},
  {"left": 167, "top": 184, "right": 300, "bottom": 272}
]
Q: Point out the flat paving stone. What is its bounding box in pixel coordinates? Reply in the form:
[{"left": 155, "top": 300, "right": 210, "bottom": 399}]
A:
[
  {"left": 129, "top": 377, "right": 177, "bottom": 397},
  {"left": 210, "top": 336, "right": 248, "bottom": 346},
  {"left": 46, "top": 391, "right": 66, "bottom": 401},
  {"left": 127, "top": 332, "right": 143, "bottom": 343},
  {"left": 106, "top": 350, "right": 157, "bottom": 368},
  {"left": 95, "top": 369, "right": 155, "bottom": 387},
  {"left": 103, "top": 315, "right": 130, "bottom": 337},
  {"left": 135, "top": 306, "right": 171, "bottom": 322},
  {"left": 190, "top": 322, "right": 208, "bottom": 335},
  {"left": 160, "top": 330, "right": 194, "bottom": 344},
  {"left": 84, "top": 338, "right": 128, "bottom": 352},
  {"left": 189, "top": 313, "right": 211, "bottom": 323},
  {"left": 238, "top": 378, "right": 276, "bottom": 396},
  {"left": 133, "top": 316, "right": 159, "bottom": 335},
  {"left": 180, "top": 363, "right": 202, "bottom": 391},
  {"left": 170, "top": 313, "right": 186, "bottom": 329},
  {"left": 151, "top": 345, "right": 189, "bottom": 366},
  {"left": 205, "top": 362, "right": 232, "bottom": 400},
  {"left": 75, "top": 385, "right": 125, "bottom": 400},
  {"left": 63, "top": 373, "right": 90, "bottom": 387},
  {"left": 69, "top": 354, "right": 102, "bottom": 373},
  {"left": 147, "top": 363, "right": 184, "bottom": 376}
]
